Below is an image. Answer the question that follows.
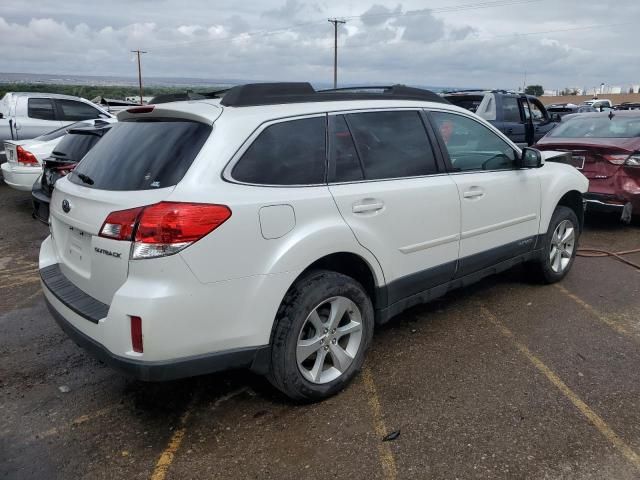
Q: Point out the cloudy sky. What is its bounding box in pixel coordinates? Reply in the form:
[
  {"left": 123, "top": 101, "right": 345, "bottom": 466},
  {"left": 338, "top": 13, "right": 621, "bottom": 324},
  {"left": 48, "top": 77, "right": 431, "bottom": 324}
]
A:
[{"left": 0, "top": 0, "right": 637, "bottom": 90}]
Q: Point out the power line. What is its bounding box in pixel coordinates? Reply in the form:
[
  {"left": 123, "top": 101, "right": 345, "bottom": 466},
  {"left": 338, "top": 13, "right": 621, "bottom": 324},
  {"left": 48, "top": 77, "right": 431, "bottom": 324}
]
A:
[{"left": 328, "top": 19, "right": 346, "bottom": 89}]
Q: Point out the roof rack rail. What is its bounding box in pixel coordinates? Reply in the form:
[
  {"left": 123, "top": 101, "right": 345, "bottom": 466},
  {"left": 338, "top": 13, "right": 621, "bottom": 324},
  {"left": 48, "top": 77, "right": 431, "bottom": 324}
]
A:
[{"left": 220, "top": 82, "right": 450, "bottom": 107}]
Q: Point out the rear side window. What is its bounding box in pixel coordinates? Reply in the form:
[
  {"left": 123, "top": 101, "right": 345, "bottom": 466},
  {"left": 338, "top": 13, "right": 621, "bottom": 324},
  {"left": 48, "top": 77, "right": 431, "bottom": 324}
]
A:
[
  {"left": 69, "top": 120, "right": 211, "bottom": 190},
  {"left": 329, "top": 115, "right": 363, "bottom": 182},
  {"left": 502, "top": 97, "right": 522, "bottom": 123},
  {"left": 345, "top": 111, "right": 437, "bottom": 180},
  {"left": 28, "top": 98, "right": 56, "bottom": 120},
  {"left": 55, "top": 99, "right": 103, "bottom": 121},
  {"left": 232, "top": 117, "right": 326, "bottom": 185},
  {"left": 52, "top": 132, "right": 101, "bottom": 162}
]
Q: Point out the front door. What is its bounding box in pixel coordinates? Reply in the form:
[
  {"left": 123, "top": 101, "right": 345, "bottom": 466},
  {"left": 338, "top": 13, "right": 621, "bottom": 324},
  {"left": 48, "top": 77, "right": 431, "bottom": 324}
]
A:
[{"left": 429, "top": 110, "right": 541, "bottom": 277}]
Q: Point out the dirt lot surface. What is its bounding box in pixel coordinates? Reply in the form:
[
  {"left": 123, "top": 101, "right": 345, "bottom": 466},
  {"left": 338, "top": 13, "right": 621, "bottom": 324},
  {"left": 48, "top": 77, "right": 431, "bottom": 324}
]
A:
[{"left": 1, "top": 181, "right": 640, "bottom": 480}]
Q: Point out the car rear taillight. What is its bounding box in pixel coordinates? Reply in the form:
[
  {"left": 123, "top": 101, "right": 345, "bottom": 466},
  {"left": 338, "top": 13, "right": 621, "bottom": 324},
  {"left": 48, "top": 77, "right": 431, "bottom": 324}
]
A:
[
  {"left": 130, "top": 316, "right": 143, "bottom": 353},
  {"left": 16, "top": 146, "right": 38, "bottom": 166},
  {"left": 99, "top": 207, "right": 144, "bottom": 241},
  {"left": 55, "top": 164, "right": 77, "bottom": 176},
  {"left": 99, "top": 202, "right": 231, "bottom": 259},
  {"left": 602, "top": 153, "right": 629, "bottom": 165},
  {"left": 624, "top": 153, "right": 640, "bottom": 167}
]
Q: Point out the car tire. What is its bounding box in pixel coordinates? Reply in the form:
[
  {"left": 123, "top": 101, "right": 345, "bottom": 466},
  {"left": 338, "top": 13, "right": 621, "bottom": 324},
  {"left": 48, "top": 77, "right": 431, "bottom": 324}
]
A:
[
  {"left": 527, "top": 206, "right": 580, "bottom": 284},
  {"left": 268, "top": 270, "right": 374, "bottom": 402}
]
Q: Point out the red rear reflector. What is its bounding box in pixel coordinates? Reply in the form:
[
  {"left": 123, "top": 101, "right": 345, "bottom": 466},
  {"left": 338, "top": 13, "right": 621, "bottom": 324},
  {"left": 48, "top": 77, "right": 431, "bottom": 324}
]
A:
[
  {"left": 99, "top": 206, "right": 144, "bottom": 240},
  {"left": 135, "top": 202, "right": 232, "bottom": 244},
  {"left": 127, "top": 106, "right": 155, "bottom": 114},
  {"left": 16, "top": 146, "right": 39, "bottom": 166},
  {"left": 130, "top": 316, "right": 143, "bottom": 353}
]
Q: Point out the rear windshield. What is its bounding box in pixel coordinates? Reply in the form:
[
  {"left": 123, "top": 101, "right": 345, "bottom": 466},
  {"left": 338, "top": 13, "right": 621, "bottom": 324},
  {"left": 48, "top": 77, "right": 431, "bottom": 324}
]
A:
[
  {"left": 443, "top": 95, "right": 484, "bottom": 112},
  {"left": 548, "top": 114, "right": 640, "bottom": 138},
  {"left": 51, "top": 132, "right": 102, "bottom": 162},
  {"left": 37, "top": 121, "right": 93, "bottom": 142},
  {"left": 69, "top": 120, "right": 211, "bottom": 190}
]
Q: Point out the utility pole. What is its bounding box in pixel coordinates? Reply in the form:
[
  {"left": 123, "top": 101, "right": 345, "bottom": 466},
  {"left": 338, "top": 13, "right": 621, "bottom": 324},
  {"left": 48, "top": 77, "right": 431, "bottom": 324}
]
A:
[
  {"left": 328, "top": 18, "right": 346, "bottom": 89},
  {"left": 131, "top": 50, "right": 147, "bottom": 104}
]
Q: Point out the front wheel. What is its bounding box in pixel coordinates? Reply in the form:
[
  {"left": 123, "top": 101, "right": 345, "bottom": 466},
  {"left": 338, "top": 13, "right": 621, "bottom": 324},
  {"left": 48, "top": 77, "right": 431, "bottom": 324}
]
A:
[
  {"left": 527, "top": 206, "right": 580, "bottom": 283},
  {"left": 268, "top": 270, "right": 374, "bottom": 402}
]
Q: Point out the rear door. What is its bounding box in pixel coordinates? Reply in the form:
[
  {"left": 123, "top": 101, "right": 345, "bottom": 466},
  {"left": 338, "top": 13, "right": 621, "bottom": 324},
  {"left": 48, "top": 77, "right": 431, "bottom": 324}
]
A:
[
  {"left": 18, "top": 98, "right": 62, "bottom": 139},
  {"left": 54, "top": 99, "right": 107, "bottom": 123},
  {"left": 328, "top": 110, "right": 460, "bottom": 305},
  {"left": 429, "top": 110, "right": 540, "bottom": 277},
  {"left": 49, "top": 119, "right": 212, "bottom": 304}
]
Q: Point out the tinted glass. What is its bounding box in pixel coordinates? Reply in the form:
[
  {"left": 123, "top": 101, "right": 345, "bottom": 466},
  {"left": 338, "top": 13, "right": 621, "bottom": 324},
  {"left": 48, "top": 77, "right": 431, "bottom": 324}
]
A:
[
  {"left": 502, "top": 97, "right": 522, "bottom": 123},
  {"left": 432, "top": 111, "right": 517, "bottom": 171},
  {"left": 35, "top": 121, "right": 93, "bottom": 142},
  {"left": 232, "top": 117, "right": 326, "bottom": 185},
  {"left": 329, "top": 115, "right": 363, "bottom": 182},
  {"left": 69, "top": 120, "right": 211, "bottom": 190},
  {"left": 51, "top": 132, "right": 101, "bottom": 162},
  {"left": 28, "top": 98, "right": 56, "bottom": 120},
  {"left": 548, "top": 114, "right": 640, "bottom": 138},
  {"left": 56, "top": 100, "right": 102, "bottom": 121},
  {"left": 346, "top": 111, "right": 437, "bottom": 180}
]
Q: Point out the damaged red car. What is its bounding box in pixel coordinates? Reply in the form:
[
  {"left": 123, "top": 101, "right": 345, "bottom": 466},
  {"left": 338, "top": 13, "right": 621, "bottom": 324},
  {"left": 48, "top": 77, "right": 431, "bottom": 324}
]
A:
[{"left": 537, "top": 111, "right": 640, "bottom": 222}]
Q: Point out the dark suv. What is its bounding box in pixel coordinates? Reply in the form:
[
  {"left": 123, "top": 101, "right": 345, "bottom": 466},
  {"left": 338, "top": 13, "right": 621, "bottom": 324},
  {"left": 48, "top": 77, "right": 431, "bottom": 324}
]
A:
[
  {"left": 32, "top": 121, "right": 113, "bottom": 222},
  {"left": 443, "top": 90, "right": 559, "bottom": 147}
]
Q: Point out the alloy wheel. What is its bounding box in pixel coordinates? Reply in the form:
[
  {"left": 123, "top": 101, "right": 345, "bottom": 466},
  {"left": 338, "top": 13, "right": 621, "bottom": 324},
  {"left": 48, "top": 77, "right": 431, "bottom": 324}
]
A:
[
  {"left": 296, "top": 296, "right": 363, "bottom": 384},
  {"left": 549, "top": 219, "right": 576, "bottom": 273}
]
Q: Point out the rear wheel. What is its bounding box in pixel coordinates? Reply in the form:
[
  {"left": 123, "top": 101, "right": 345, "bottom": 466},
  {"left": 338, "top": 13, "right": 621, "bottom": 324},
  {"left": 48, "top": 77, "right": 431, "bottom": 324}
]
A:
[
  {"left": 527, "top": 206, "right": 579, "bottom": 283},
  {"left": 268, "top": 270, "right": 374, "bottom": 401}
]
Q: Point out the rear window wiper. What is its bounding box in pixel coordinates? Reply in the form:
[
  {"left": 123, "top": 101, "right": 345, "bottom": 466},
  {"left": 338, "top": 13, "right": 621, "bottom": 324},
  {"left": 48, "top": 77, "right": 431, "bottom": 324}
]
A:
[{"left": 76, "top": 173, "right": 94, "bottom": 185}]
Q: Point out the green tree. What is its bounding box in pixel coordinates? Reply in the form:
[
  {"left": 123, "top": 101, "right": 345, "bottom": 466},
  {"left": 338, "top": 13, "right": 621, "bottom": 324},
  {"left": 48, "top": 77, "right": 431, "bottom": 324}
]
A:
[{"left": 524, "top": 85, "right": 544, "bottom": 97}]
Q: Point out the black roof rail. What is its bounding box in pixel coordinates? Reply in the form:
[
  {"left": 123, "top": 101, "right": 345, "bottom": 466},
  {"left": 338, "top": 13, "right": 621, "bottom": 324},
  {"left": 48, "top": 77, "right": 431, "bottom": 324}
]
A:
[{"left": 220, "top": 82, "right": 450, "bottom": 107}]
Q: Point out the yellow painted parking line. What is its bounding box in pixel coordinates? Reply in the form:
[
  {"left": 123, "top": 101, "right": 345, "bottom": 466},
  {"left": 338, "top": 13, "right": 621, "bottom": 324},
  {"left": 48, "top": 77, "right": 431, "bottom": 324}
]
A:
[
  {"left": 150, "top": 404, "right": 194, "bottom": 480},
  {"left": 555, "top": 284, "right": 635, "bottom": 339},
  {"left": 362, "top": 366, "right": 398, "bottom": 480},
  {"left": 481, "top": 305, "right": 640, "bottom": 472},
  {"left": 34, "top": 403, "right": 124, "bottom": 440}
]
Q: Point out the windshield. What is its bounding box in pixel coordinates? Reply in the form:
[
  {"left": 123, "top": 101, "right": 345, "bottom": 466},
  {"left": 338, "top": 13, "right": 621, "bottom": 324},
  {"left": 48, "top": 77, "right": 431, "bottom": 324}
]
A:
[
  {"left": 68, "top": 120, "right": 211, "bottom": 191},
  {"left": 34, "top": 121, "right": 93, "bottom": 142},
  {"left": 548, "top": 114, "right": 640, "bottom": 138},
  {"left": 51, "top": 131, "right": 103, "bottom": 162}
]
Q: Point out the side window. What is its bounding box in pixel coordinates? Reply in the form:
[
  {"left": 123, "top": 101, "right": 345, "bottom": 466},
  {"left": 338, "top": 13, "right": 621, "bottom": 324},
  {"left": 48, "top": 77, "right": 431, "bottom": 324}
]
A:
[
  {"left": 502, "top": 97, "right": 522, "bottom": 123},
  {"left": 345, "top": 111, "right": 438, "bottom": 180},
  {"left": 27, "top": 98, "right": 56, "bottom": 121},
  {"left": 232, "top": 116, "right": 326, "bottom": 185},
  {"left": 529, "top": 100, "right": 545, "bottom": 122},
  {"left": 431, "top": 111, "right": 517, "bottom": 172},
  {"left": 55, "top": 100, "right": 102, "bottom": 121},
  {"left": 329, "top": 115, "right": 363, "bottom": 182}
]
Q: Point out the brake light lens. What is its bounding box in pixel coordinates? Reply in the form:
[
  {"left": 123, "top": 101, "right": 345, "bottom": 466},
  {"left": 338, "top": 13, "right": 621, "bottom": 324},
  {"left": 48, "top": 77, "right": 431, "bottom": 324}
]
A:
[
  {"left": 603, "top": 153, "right": 629, "bottom": 165},
  {"left": 127, "top": 106, "right": 155, "bottom": 114},
  {"left": 99, "top": 207, "right": 144, "bottom": 241},
  {"left": 625, "top": 153, "right": 640, "bottom": 167},
  {"left": 99, "top": 202, "right": 231, "bottom": 259},
  {"left": 130, "top": 316, "right": 143, "bottom": 353},
  {"left": 16, "top": 146, "right": 39, "bottom": 166}
]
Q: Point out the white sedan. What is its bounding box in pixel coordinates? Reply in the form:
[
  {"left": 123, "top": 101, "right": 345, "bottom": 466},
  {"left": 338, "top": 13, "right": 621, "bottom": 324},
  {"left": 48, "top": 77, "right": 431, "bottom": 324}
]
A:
[{"left": 1, "top": 119, "right": 115, "bottom": 191}]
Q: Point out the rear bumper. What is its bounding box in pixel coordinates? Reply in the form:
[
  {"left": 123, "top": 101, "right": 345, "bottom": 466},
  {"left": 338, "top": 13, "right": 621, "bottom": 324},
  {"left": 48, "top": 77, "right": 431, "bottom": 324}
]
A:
[
  {"left": 45, "top": 295, "right": 270, "bottom": 381},
  {"left": 584, "top": 192, "right": 633, "bottom": 214},
  {"left": 1, "top": 162, "right": 40, "bottom": 191}
]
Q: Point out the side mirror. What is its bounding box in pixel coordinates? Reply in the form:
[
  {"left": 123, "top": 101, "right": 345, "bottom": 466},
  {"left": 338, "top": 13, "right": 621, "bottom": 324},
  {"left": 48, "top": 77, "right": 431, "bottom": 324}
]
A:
[{"left": 519, "top": 147, "right": 543, "bottom": 168}]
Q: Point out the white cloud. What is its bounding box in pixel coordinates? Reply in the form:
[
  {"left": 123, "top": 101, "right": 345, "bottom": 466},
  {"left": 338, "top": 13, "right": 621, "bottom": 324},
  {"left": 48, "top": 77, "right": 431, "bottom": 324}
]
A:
[{"left": 0, "top": 0, "right": 638, "bottom": 89}]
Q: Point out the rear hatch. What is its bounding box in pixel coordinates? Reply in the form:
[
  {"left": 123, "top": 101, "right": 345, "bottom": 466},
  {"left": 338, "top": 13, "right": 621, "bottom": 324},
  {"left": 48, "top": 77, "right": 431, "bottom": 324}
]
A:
[{"left": 49, "top": 116, "right": 213, "bottom": 305}]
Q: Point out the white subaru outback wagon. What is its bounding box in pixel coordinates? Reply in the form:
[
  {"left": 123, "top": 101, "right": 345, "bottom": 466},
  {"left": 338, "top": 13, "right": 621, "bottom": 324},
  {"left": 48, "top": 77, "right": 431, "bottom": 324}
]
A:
[{"left": 40, "top": 83, "right": 588, "bottom": 401}]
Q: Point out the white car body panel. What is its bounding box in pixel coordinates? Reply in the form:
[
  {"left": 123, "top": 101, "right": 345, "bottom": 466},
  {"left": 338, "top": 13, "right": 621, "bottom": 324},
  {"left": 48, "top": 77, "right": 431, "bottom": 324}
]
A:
[{"left": 39, "top": 96, "right": 589, "bottom": 373}]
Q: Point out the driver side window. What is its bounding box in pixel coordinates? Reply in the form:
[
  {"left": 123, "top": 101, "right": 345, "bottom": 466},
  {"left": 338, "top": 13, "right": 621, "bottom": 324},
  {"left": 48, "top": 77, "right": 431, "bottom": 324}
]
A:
[{"left": 431, "top": 111, "right": 517, "bottom": 172}]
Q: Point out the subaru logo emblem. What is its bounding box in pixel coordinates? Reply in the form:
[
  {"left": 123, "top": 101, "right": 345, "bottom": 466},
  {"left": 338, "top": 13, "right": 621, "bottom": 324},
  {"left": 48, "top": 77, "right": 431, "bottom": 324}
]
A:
[{"left": 62, "top": 199, "right": 71, "bottom": 213}]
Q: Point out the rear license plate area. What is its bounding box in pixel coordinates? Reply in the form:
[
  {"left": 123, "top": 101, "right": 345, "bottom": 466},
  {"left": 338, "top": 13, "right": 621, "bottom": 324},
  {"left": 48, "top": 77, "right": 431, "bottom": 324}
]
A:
[{"left": 66, "top": 226, "right": 91, "bottom": 263}]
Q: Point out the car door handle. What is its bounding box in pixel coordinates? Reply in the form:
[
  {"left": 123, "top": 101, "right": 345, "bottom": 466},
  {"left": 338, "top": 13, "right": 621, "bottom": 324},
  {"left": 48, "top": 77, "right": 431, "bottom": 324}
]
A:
[
  {"left": 352, "top": 199, "right": 384, "bottom": 214},
  {"left": 463, "top": 189, "right": 484, "bottom": 199},
  {"left": 506, "top": 128, "right": 513, "bottom": 134}
]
